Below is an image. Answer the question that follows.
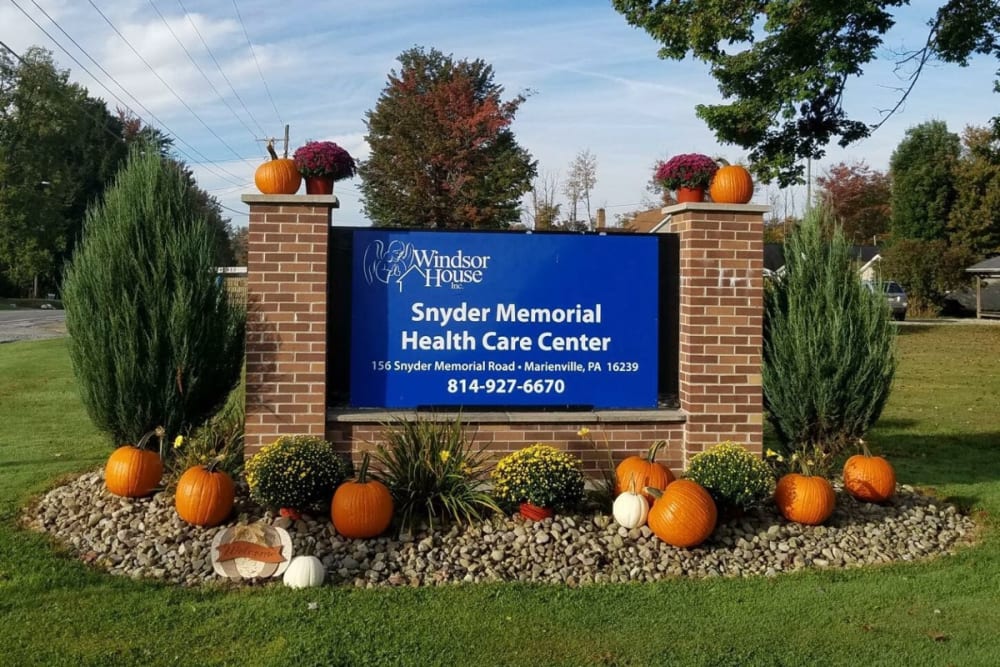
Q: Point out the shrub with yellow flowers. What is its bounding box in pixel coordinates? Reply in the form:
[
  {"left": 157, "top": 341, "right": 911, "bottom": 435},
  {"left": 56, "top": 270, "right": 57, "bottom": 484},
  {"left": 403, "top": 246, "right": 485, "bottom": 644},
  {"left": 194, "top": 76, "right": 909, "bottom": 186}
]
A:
[
  {"left": 684, "top": 441, "right": 775, "bottom": 515},
  {"left": 244, "top": 435, "right": 352, "bottom": 514},
  {"left": 491, "top": 444, "right": 585, "bottom": 512}
]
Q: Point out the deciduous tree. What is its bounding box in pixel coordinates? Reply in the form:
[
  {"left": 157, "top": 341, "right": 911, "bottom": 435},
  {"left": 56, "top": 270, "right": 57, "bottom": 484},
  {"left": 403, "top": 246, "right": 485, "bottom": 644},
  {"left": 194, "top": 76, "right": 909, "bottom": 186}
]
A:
[
  {"left": 947, "top": 125, "right": 1000, "bottom": 259},
  {"left": 612, "top": 0, "right": 1000, "bottom": 185},
  {"left": 360, "top": 47, "right": 536, "bottom": 229},
  {"left": 0, "top": 47, "right": 127, "bottom": 296},
  {"left": 564, "top": 149, "right": 598, "bottom": 228},
  {"left": 815, "top": 161, "right": 891, "bottom": 245},
  {"left": 889, "top": 120, "right": 961, "bottom": 241}
]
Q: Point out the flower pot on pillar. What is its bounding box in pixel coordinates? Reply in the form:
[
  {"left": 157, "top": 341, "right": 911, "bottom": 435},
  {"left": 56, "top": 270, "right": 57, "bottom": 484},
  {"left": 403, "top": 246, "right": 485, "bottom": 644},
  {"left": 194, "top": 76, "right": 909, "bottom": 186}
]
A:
[
  {"left": 304, "top": 176, "right": 335, "bottom": 195},
  {"left": 675, "top": 187, "right": 705, "bottom": 203}
]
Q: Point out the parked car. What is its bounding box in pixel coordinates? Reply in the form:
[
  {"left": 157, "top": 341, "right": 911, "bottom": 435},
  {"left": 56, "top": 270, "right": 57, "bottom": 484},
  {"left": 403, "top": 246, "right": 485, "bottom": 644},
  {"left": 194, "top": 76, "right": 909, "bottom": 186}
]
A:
[{"left": 864, "top": 280, "right": 908, "bottom": 321}]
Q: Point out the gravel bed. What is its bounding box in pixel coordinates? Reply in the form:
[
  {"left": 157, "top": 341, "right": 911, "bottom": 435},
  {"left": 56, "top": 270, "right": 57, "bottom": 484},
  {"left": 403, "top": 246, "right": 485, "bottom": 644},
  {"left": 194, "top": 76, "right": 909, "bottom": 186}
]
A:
[{"left": 23, "top": 469, "right": 977, "bottom": 588}]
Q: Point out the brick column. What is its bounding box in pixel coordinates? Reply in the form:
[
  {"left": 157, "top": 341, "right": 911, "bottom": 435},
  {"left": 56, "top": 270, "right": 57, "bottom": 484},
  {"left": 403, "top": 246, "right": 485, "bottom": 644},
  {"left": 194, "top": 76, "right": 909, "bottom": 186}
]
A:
[
  {"left": 240, "top": 194, "right": 338, "bottom": 455},
  {"left": 666, "top": 202, "right": 768, "bottom": 464}
]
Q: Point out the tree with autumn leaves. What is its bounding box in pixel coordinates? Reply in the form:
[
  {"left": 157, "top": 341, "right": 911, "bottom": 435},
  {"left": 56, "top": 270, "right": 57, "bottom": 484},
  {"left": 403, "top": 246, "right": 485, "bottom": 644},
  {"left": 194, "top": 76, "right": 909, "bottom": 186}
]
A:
[{"left": 360, "top": 47, "right": 536, "bottom": 229}]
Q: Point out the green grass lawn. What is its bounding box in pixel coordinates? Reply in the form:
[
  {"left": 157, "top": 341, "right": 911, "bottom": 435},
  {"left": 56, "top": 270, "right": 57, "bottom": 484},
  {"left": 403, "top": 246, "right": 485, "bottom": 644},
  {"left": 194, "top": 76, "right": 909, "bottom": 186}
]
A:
[{"left": 1, "top": 329, "right": 999, "bottom": 667}]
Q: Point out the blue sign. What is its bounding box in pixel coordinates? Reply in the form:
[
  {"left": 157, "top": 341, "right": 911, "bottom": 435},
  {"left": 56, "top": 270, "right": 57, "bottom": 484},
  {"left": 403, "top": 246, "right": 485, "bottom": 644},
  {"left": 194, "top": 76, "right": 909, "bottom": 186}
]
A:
[{"left": 349, "top": 230, "right": 659, "bottom": 408}]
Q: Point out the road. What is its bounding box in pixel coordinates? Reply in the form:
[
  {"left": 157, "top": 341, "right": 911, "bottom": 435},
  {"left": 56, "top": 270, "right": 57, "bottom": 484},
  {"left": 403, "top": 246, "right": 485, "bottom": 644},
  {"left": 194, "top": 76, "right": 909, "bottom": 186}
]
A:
[{"left": 0, "top": 309, "right": 67, "bottom": 343}]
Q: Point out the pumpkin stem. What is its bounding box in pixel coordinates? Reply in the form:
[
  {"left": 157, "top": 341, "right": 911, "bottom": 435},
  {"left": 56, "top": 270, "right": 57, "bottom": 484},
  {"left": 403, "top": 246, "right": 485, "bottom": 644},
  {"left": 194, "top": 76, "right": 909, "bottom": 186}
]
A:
[
  {"left": 358, "top": 452, "right": 372, "bottom": 483},
  {"left": 858, "top": 438, "right": 873, "bottom": 458},
  {"left": 646, "top": 440, "right": 665, "bottom": 463},
  {"left": 266, "top": 138, "right": 278, "bottom": 161},
  {"left": 644, "top": 485, "right": 664, "bottom": 500},
  {"left": 628, "top": 473, "right": 638, "bottom": 496},
  {"left": 135, "top": 426, "right": 164, "bottom": 452},
  {"left": 205, "top": 458, "right": 222, "bottom": 474}
]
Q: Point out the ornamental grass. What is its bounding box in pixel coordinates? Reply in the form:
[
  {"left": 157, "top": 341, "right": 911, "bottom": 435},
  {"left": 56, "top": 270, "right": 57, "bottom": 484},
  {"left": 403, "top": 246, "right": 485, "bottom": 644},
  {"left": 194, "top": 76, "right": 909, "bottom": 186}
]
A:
[{"left": 371, "top": 415, "right": 500, "bottom": 533}]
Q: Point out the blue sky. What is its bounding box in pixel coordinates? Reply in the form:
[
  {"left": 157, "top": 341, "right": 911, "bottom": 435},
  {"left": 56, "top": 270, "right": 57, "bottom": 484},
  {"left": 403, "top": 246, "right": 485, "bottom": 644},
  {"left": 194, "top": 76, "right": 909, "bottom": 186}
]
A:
[{"left": 3, "top": 0, "right": 997, "bottom": 228}]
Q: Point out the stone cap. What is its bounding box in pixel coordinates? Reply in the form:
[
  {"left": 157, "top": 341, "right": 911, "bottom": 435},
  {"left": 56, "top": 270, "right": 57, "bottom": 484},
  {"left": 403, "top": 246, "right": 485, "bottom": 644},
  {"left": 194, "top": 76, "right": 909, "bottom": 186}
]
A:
[
  {"left": 241, "top": 193, "right": 339, "bottom": 207},
  {"left": 661, "top": 202, "right": 770, "bottom": 215},
  {"left": 328, "top": 408, "right": 686, "bottom": 424}
]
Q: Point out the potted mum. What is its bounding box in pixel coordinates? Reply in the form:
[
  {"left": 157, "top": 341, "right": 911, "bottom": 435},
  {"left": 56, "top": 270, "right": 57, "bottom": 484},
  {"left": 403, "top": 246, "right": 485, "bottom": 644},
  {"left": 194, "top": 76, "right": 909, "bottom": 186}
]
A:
[
  {"left": 491, "top": 444, "right": 585, "bottom": 520},
  {"left": 654, "top": 153, "right": 719, "bottom": 203},
  {"left": 292, "top": 140, "right": 357, "bottom": 194}
]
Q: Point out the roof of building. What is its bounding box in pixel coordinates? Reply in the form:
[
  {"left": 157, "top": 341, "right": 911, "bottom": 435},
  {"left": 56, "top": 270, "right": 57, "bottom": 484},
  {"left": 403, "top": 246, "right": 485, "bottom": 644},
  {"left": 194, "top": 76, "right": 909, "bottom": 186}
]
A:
[
  {"left": 622, "top": 208, "right": 668, "bottom": 233},
  {"left": 966, "top": 256, "right": 1000, "bottom": 274}
]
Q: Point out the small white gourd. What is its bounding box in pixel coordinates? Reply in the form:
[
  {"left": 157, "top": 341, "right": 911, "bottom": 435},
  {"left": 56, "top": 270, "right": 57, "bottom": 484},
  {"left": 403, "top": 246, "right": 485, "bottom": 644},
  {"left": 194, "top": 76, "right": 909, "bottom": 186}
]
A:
[
  {"left": 282, "top": 555, "right": 325, "bottom": 588},
  {"left": 612, "top": 475, "right": 649, "bottom": 529}
]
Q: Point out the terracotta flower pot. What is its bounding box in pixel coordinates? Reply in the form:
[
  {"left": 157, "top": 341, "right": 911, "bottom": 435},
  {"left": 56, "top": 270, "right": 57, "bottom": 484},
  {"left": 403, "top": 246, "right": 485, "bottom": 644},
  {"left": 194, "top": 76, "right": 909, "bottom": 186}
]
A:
[
  {"left": 304, "top": 176, "right": 335, "bottom": 195},
  {"left": 518, "top": 502, "right": 554, "bottom": 521},
  {"left": 675, "top": 187, "right": 705, "bottom": 203}
]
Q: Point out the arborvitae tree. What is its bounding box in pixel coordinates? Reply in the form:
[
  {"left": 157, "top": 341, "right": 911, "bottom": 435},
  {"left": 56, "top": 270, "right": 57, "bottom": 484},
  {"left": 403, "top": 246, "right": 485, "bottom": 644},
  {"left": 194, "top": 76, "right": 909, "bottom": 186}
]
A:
[
  {"left": 763, "top": 206, "right": 896, "bottom": 463},
  {"left": 62, "top": 145, "right": 245, "bottom": 446}
]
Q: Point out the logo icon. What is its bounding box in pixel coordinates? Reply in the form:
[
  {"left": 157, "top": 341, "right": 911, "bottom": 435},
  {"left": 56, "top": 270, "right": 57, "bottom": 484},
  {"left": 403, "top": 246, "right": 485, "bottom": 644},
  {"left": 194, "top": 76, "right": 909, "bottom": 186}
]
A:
[{"left": 363, "top": 239, "right": 416, "bottom": 291}]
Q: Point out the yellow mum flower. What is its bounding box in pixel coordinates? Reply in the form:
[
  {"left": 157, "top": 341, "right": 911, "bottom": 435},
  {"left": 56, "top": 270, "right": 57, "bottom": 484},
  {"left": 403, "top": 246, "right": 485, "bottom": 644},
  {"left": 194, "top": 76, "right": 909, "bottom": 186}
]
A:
[{"left": 173, "top": 435, "right": 184, "bottom": 449}]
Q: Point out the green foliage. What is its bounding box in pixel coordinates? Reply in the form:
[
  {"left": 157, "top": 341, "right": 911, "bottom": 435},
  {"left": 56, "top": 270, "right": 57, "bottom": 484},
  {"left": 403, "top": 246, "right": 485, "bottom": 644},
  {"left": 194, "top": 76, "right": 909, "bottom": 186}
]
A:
[
  {"left": 244, "top": 435, "right": 352, "bottom": 513},
  {"left": 947, "top": 125, "right": 1000, "bottom": 259},
  {"left": 763, "top": 206, "right": 897, "bottom": 469},
  {"left": 611, "top": 1, "right": 1000, "bottom": 186},
  {"left": 165, "top": 368, "right": 245, "bottom": 487},
  {"left": 881, "top": 238, "right": 977, "bottom": 314},
  {"left": 890, "top": 120, "right": 962, "bottom": 241},
  {"left": 491, "top": 444, "right": 585, "bottom": 512},
  {"left": 360, "top": 46, "right": 537, "bottom": 229},
  {"left": 0, "top": 47, "right": 128, "bottom": 296},
  {"left": 61, "top": 145, "right": 245, "bottom": 446},
  {"left": 371, "top": 416, "right": 500, "bottom": 532},
  {"left": 684, "top": 442, "right": 776, "bottom": 514}
]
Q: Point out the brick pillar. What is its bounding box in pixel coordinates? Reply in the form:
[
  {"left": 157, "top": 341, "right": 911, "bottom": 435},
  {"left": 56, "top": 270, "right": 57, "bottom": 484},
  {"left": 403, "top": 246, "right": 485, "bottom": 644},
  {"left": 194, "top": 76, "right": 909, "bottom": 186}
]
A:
[
  {"left": 666, "top": 202, "right": 768, "bottom": 464},
  {"left": 240, "top": 194, "right": 338, "bottom": 455}
]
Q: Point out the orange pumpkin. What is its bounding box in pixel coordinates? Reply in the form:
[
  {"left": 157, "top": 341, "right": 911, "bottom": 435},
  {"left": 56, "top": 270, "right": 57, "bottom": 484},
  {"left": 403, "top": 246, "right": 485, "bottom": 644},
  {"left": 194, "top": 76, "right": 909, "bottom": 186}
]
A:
[
  {"left": 175, "top": 460, "right": 236, "bottom": 527},
  {"left": 843, "top": 446, "right": 896, "bottom": 503},
  {"left": 646, "top": 479, "right": 717, "bottom": 548},
  {"left": 105, "top": 432, "right": 163, "bottom": 498},
  {"left": 709, "top": 164, "right": 754, "bottom": 204},
  {"left": 775, "top": 473, "right": 835, "bottom": 525},
  {"left": 331, "top": 453, "right": 393, "bottom": 539},
  {"left": 615, "top": 440, "right": 675, "bottom": 504},
  {"left": 254, "top": 139, "right": 301, "bottom": 195}
]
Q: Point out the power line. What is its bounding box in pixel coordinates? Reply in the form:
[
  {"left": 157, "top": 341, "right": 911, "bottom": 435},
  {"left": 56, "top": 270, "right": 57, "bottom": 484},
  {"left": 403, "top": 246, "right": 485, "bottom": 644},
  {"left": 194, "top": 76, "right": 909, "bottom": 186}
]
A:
[
  {"left": 10, "top": 0, "right": 247, "bottom": 186},
  {"left": 147, "top": 0, "right": 261, "bottom": 145},
  {"left": 231, "top": 0, "right": 283, "bottom": 129},
  {"left": 85, "top": 0, "right": 258, "bottom": 168},
  {"left": 177, "top": 0, "right": 270, "bottom": 139}
]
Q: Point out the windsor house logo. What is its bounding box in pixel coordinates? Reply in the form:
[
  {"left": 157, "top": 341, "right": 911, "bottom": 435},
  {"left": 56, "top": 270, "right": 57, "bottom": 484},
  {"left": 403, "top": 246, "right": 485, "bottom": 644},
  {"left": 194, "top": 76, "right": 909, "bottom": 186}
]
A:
[{"left": 362, "top": 239, "right": 492, "bottom": 292}]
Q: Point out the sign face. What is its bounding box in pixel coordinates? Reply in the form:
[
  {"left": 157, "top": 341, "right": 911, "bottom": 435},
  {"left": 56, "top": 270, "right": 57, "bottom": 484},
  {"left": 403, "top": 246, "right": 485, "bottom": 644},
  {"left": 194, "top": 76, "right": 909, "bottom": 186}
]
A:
[{"left": 349, "top": 230, "right": 659, "bottom": 408}]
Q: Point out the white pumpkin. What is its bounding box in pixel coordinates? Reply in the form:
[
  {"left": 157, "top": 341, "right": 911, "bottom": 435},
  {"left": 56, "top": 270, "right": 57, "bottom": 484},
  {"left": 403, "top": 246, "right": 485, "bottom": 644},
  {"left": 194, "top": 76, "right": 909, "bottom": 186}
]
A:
[
  {"left": 282, "top": 555, "right": 325, "bottom": 588},
  {"left": 612, "top": 489, "right": 649, "bottom": 529}
]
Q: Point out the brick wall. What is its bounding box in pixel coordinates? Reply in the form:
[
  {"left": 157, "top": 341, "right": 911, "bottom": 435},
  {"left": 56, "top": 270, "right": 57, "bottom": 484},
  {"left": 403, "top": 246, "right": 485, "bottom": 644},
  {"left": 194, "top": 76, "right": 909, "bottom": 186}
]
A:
[
  {"left": 667, "top": 203, "right": 767, "bottom": 463},
  {"left": 241, "top": 197, "right": 767, "bottom": 477},
  {"left": 241, "top": 194, "right": 338, "bottom": 454}
]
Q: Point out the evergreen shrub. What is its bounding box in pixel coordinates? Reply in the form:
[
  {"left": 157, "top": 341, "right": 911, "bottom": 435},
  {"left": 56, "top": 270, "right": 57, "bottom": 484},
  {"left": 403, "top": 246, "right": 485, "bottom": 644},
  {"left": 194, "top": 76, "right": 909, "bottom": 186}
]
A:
[
  {"left": 62, "top": 145, "right": 245, "bottom": 446},
  {"left": 763, "top": 206, "right": 896, "bottom": 470}
]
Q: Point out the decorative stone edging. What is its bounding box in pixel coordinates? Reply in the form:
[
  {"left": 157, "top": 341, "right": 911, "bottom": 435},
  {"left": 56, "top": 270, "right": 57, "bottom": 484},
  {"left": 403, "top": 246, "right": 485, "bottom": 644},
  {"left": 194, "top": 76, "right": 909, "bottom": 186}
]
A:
[{"left": 22, "top": 469, "right": 977, "bottom": 588}]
